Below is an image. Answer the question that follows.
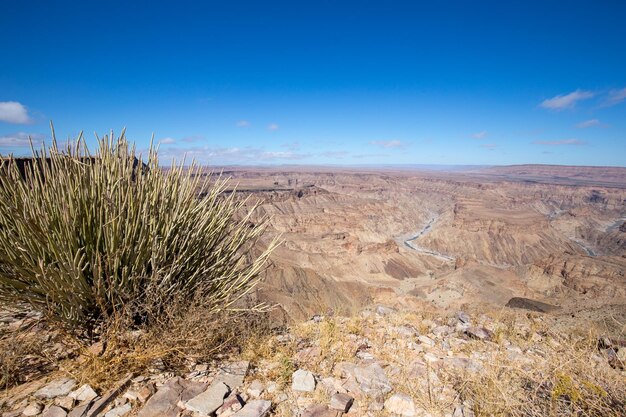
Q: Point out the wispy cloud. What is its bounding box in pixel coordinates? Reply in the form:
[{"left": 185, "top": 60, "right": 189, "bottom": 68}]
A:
[
  {"left": 352, "top": 153, "right": 389, "bottom": 159},
  {"left": 0, "top": 101, "right": 33, "bottom": 124},
  {"left": 281, "top": 142, "right": 300, "bottom": 151},
  {"left": 472, "top": 131, "right": 487, "bottom": 139},
  {"left": 369, "top": 140, "right": 406, "bottom": 149},
  {"left": 602, "top": 87, "right": 626, "bottom": 107},
  {"left": 320, "top": 151, "right": 349, "bottom": 158},
  {"left": 182, "top": 135, "right": 204, "bottom": 143},
  {"left": 540, "top": 90, "right": 594, "bottom": 110},
  {"left": 158, "top": 146, "right": 311, "bottom": 164},
  {"left": 267, "top": 123, "right": 279, "bottom": 131},
  {"left": 479, "top": 143, "right": 497, "bottom": 150},
  {"left": 160, "top": 137, "right": 176, "bottom": 144},
  {"left": 575, "top": 119, "right": 600, "bottom": 129},
  {"left": 0, "top": 132, "right": 44, "bottom": 147},
  {"left": 532, "top": 138, "right": 586, "bottom": 146},
  {"left": 236, "top": 120, "right": 250, "bottom": 127}
]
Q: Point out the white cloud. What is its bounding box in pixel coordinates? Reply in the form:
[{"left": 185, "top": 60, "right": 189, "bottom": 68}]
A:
[
  {"left": 158, "top": 146, "right": 311, "bottom": 164},
  {"left": 0, "top": 101, "right": 32, "bottom": 124},
  {"left": 267, "top": 123, "right": 279, "bottom": 131},
  {"left": 532, "top": 138, "right": 586, "bottom": 146},
  {"left": 369, "top": 140, "right": 405, "bottom": 148},
  {"left": 602, "top": 87, "right": 626, "bottom": 107},
  {"left": 0, "top": 132, "right": 44, "bottom": 147},
  {"left": 320, "top": 151, "right": 349, "bottom": 158},
  {"left": 160, "top": 137, "right": 176, "bottom": 144},
  {"left": 236, "top": 120, "right": 250, "bottom": 127},
  {"left": 540, "top": 90, "right": 594, "bottom": 110},
  {"left": 575, "top": 119, "right": 600, "bottom": 129},
  {"left": 472, "top": 131, "right": 487, "bottom": 139}
]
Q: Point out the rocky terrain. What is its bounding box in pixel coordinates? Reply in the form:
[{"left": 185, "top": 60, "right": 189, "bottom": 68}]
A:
[
  {"left": 3, "top": 165, "right": 626, "bottom": 416},
  {"left": 1, "top": 305, "right": 625, "bottom": 417},
  {"left": 215, "top": 166, "right": 626, "bottom": 323}
]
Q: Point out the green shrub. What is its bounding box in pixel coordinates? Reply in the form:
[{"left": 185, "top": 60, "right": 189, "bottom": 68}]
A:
[{"left": 0, "top": 129, "right": 277, "bottom": 334}]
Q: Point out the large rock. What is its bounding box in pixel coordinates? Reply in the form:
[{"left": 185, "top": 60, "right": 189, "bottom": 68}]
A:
[
  {"left": 505, "top": 297, "right": 559, "bottom": 313},
  {"left": 301, "top": 404, "right": 337, "bottom": 417},
  {"left": 103, "top": 403, "right": 132, "bottom": 417},
  {"left": 35, "top": 378, "right": 77, "bottom": 399},
  {"left": 329, "top": 392, "right": 354, "bottom": 412},
  {"left": 138, "top": 377, "right": 206, "bottom": 417},
  {"left": 22, "top": 403, "right": 43, "bottom": 416},
  {"left": 292, "top": 369, "right": 316, "bottom": 392},
  {"left": 232, "top": 400, "right": 272, "bottom": 417},
  {"left": 69, "top": 384, "right": 98, "bottom": 402},
  {"left": 183, "top": 382, "right": 230, "bottom": 415},
  {"left": 213, "top": 361, "right": 249, "bottom": 390},
  {"left": 353, "top": 363, "right": 392, "bottom": 395},
  {"left": 42, "top": 406, "right": 67, "bottom": 417},
  {"left": 67, "top": 403, "right": 91, "bottom": 417},
  {"left": 384, "top": 393, "right": 417, "bottom": 416}
]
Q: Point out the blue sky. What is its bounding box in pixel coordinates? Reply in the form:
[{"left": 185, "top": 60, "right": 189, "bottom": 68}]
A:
[{"left": 1, "top": 1, "right": 625, "bottom": 166}]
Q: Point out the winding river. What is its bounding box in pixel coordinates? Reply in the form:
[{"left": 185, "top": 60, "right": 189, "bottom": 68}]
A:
[{"left": 403, "top": 217, "right": 455, "bottom": 261}]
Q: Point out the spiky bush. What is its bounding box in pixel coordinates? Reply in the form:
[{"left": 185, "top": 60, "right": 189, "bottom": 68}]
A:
[{"left": 0, "top": 130, "right": 277, "bottom": 333}]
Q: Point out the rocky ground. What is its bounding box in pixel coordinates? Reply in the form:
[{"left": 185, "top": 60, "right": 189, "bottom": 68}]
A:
[{"left": 2, "top": 305, "right": 625, "bottom": 417}]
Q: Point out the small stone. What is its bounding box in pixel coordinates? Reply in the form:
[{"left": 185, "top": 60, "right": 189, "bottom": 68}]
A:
[
  {"left": 194, "top": 363, "right": 208, "bottom": 372},
  {"left": 301, "top": 404, "right": 337, "bottom": 417},
  {"left": 247, "top": 380, "right": 264, "bottom": 398},
  {"left": 118, "top": 396, "right": 131, "bottom": 408},
  {"left": 137, "top": 384, "right": 155, "bottom": 403},
  {"left": 42, "top": 406, "right": 67, "bottom": 417},
  {"left": 432, "top": 325, "right": 452, "bottom": 337},
  {"left": 232, "top": 400, "right": 272, "bottom": 417},
  {"left": 384, "top": 393, "right": 417, "bottom": 416},
  {"left": 376, "top": 306, "right": 395, "bottom": 316},
  {"left": 122, "top": 389, "right": 140, "bottom": 402},
  {"left": 35, "top": 379, "right": 77, "bottom": 399},
  {"left": 183, "top": 382, "right": 230, "bottom": 415},
  {"left": 329, "top": 392, "right": 354, "bottom": 412},
  {"left": 215, "top": 392, "right": 245, "bottom": 415},
  {"left": 22, "top": 403, "right": 43, "bottom": 416},
  {"left": 69, "top": 384, "right": 98, "bottom": 402},
  {"left": 274, "top": 393, "right": 288, "bottom": 403},
  {"left": 292, "top": 369, "right": 316, "bottom": 392},
  {"left": 456, "top": 311, "right": 471, "bottom": 325},
  {"left": 265, "top": 382, "right": 279, "bottom": 394},
  {"left": 87, "top": 341, "right": 105, "bottom": 357},
  {"left": 355, "top": 351, "right": 375, "bottom": 360},
  {"left": 54, "top": 397, "right": 74, "bottom": 411},
  {"left": 612, "top": 348, "right": 626, "bottom": 369},
  {"left": 418, "top": 335, "right": 435, "bottom": 347},
  {"left": 104, "top": 403, "right": 132, "bottom": 417},
  {"left": 465, "top": 327, "right": 493, "bottom": 341}
]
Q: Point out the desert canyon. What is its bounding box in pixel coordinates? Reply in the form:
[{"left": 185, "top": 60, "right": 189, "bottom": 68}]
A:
[{"left": 219, "top": 165, "right": 626, "bottom": 329}]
